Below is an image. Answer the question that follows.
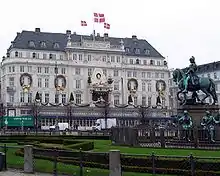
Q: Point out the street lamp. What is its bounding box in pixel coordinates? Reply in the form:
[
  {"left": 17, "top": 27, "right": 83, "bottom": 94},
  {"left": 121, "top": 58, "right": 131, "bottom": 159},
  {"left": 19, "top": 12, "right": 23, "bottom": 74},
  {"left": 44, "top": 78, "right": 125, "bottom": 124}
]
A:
[{"left": 33, "top": 91, "right": 41, "bottom": 134}]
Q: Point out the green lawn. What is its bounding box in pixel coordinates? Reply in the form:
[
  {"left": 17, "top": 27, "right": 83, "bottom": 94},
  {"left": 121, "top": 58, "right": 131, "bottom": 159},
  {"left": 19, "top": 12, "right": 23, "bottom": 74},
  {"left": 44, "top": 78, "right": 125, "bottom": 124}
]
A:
[
  {"left": 2, "top": 143, "right": 171, "bottom": 176},
  {"left": 92, "top": 140, "right": 220, "bottom": 158}
]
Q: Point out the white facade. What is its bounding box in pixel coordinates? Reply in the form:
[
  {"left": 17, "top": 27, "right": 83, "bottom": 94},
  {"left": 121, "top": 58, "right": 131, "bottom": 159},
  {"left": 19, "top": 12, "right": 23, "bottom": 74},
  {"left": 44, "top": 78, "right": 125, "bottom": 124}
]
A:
[{"left": 1, "top": 29, "right": 169, "bottom": 116}]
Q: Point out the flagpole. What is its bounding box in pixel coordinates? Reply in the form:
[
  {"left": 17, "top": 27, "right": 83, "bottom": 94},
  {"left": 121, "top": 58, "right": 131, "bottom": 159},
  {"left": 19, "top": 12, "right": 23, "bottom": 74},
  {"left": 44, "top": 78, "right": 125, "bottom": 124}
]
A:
[{"left": 92, "top": 14, "right": 95, "bottom": 41}]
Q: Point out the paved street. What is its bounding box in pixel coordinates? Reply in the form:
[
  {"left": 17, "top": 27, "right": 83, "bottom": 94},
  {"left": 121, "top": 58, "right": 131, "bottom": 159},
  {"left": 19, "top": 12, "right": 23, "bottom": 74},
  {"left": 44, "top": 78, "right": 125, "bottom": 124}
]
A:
[{"left": 0, "top": 169, "right": 52, "bottom": 176}]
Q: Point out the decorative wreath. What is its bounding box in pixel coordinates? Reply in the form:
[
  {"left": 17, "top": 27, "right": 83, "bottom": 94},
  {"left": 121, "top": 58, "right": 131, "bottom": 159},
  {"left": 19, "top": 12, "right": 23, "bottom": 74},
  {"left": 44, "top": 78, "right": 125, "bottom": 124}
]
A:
[
  {"left": 96, "top": 73, "right": 102, "bottom": 79},
  {"left": 54, "top": 75, "right": 66, "bottom": 91},
  {"left": 156, "top": 80, "right": 166, "bottom": 97},
  {"left": 127, "top": 78, "right": 138, "bottom": 92},
  {"left": 20, "top": 73, "right": 33, "bottom": 93}
]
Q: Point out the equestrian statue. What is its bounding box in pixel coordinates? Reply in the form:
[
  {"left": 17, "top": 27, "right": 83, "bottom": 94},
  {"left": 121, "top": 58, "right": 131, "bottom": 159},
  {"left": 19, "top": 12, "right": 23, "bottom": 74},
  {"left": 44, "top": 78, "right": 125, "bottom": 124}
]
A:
[
  {"left": 172, "top": 56, "right": 218, "bottom": 105},
  {"left": 172, "top": 110, "right": 193, "bottom": 142},
  {"left": 201, "top": 111, "right": 220, "bottom": 142}
]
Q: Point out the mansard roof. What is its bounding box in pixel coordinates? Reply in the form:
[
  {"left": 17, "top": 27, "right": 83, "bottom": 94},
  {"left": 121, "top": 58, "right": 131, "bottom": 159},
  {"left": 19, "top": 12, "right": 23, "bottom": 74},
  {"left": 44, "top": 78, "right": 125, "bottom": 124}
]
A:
[{"left": 9, "top": 28, "right": 164, "bottom": 58}]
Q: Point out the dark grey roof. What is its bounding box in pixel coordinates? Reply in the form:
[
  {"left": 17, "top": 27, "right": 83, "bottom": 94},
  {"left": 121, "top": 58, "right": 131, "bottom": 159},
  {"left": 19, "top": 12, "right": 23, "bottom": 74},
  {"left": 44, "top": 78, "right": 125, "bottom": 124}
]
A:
[
  {"left": 182, "top": 61, "right": 220, "bottom": 73},
  {"left": 9, "top": 29, "right": 164, "bottom": 58}
]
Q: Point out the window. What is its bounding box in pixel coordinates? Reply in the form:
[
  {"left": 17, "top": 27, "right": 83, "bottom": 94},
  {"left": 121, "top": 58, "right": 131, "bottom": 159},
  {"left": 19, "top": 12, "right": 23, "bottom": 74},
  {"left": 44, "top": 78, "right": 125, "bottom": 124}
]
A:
[
  {"left": 134, "top": 97, "right": 138, "bottom": 105},
  {"left": 136, "top": 59, "right": 140, "bottom": 64},
  {"left": 155, "top": 72, "right": 159, "bottom": 78},
  {"left": 12, "top": 66, "right": 15, "bottom": 72},
  {"left": 9, "top": 77, "right": 14, "bottom": 87},
  {"left": 142, "top": 96, "right": 146, "bottom": 106},
  {"left": 147, "top": 72, "right": 151, "bottom": 78},
  {"left": 44, "top": 67, "right": 49, "bottom": 74},
  {"left": 127, "top": 71, "right": 132, "bottom": 77},
  {"left": 145, "top": 49, "right": 150, "bottom": 55},
  {"left": 28, "top": 66, "right": 32, "bottom": 72},
  {"left": 161, "top": 73, "right": 165, "bottom": 78},
  {"left": 75, "top": 68, "right": 81, "bottom": 75},
  {"left": 76, "top": 80, "right": 81, "bottom": 89},
  {"left": 62, "top": 94, "right": 66, "bottom": 104},
  {"left": 125, "top": 48, "right": 130, "bottom": 52},
  {"left": 43, "top": 54, "right": 47, "bottom": 59},
  {"left": 40, "top": 41, "right": 46, "bottom": 48},
  {"left": 76, "top": 94, "right": 82, "bottom": 104},
  {"left": 38, "top": 93, "right": 42, "bottom": 101},
  {"left": 113, "top": 70, "right": 119, "bottom": 77},
  {"left": 214, "top": 72, "right": 217, "bottom": 79},
  {"left": 73, "top": 54, "right": 77, "bottom": 60},
  {"left": 103, "top": 56, "right": 107, "bottom": 62},
  {"left": 60, "top": 55, "right": 64, "bottom": 60},
  {"left": 38, "top": 78, "right": 42, "bottom": 88},
  {"left": 37, "top": 67, "right": 42, "bottom": 73},
  {"left": 143, "top": 60, "right": 147, "bottom": 65},
  {"left": 148, "top": 96, "right": 152, "bottom": 106},
  {"left": 61, "top": 68, "right": 66, "bottom": 74},
  {"left": 114, "top": 82, "right": 119, "bottom": 90},
  {"left": 142, "top": 82, "right": 146, "bottom": 91},
  {"left": 53, "top": 43, "right": 60, "bottom": 49},
  {"left": 116, "top": 56, "right": 120, "bottom": 63},
  {"left": 28, "top": 41, "right": 35, "bottom": 48},
  {"left": 9, "top": 66, "right": 11, "bottom": 73},
  {"left": 55, "top": 94, "right": 59, "bottom": 104},
  {"left": 20, "top": 92, "right": 24, "bottom": 102},
  {"left": 135, "top": 48, "right": 140, "bottom": 54},
  {"left": 111, "top": 56, "right": 115, "bottom": 62},
  {"left": 79, "top": 54, "right": 82, "bottom": 61},
  {"left": 133, "top": 71, "right": 137, "bottom": 77},
  {"left": 9, "top": 94, "right": 14, "bottom": 103},
  {"left": 147, "top": 83, "right": 152, "bottom": 92},
  {"left": 45, "top": 93, "right": 49, "bottom": 103},
  {"left": 142, "top": 72, "right": 145, "bottom": 78},
  {"left": 150, "top": 60, "right": 154, "bottom": 65},
  {"left": 88, "top": 55, "right": 91, "bottom": 61},
  {"left": 49, "top": 53, "right": 56, "bottom": 59},
  {"left": 20, "top": 66, "right": 24, "bottom": 72},
  {"left": 54, "top": 67, "right": 58, "bottom": 74},
  {"left": 45, "top": 78, "right": 49, "bottom": 88},
  {"left": 32, "top": 53, "right": 36, "bottom": 58},
  {"left": 157, "top": 61, "right": 161, "bottom": 66},
  {"left": 114, "top": 95, "right": 120, "bottom": 105},
  {"left": 88, "top": 68, "right": 92, "bottom": 76},
  {"left": 28, "top": 92, "right": 32, "bottom": 103},
  {"left": 103, "top": 69, "right": 107, "bottom": 76},
  {"left": 130, "top": 59, "right": 133, "bottom": 64},
  {"left": 15, "top": 51, "right": 18, "bottom": 57}
]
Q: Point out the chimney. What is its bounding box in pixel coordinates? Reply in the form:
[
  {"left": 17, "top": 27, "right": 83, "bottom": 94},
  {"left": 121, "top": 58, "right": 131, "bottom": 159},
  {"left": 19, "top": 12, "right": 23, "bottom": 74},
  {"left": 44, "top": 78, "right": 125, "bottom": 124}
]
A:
[
  {"left": 35, "top": 28, "right": 41, "bottom": 32},
  {"left": 104, "top": 33, "right": 108, "bottom": 38},
  {"left": 132, "top": 35, "right": 137, "bottom": 39},
  {"left": 97, "top": 33, "right": 100, "bottom": 37},
  {"left": 73, "top": 32, "right": 76, "bottom": 35},
  {"left": 66, "top": 30, "right": 71, "bottom": 35}
]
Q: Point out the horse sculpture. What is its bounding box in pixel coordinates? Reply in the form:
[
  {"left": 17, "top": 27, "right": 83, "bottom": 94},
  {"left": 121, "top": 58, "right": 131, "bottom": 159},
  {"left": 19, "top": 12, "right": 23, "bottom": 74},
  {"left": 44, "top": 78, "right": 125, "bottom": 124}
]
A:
[{"left": 172, "top": 68, "right": 218, "bottom": 105}]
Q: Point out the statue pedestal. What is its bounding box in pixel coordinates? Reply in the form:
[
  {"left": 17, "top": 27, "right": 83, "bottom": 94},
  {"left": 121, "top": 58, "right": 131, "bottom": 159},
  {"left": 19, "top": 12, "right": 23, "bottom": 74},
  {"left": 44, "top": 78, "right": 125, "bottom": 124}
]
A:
[{"left": 178, "top": 104, "right": 219, "bottom": 127}]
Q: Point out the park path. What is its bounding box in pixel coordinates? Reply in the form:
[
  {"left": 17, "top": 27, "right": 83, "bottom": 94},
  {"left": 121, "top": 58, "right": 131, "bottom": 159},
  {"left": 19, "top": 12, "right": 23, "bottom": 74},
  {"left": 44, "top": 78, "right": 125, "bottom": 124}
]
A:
[{"left": 0, "top": 169, "right": 53, "bottom": 176}]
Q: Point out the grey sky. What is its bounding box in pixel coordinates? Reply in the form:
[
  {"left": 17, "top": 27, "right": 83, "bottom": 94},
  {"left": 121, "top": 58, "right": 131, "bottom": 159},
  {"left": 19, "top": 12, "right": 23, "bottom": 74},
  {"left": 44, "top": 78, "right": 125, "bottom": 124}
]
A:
[{"left": 0, "top": 0, "right": 219, "bottom": 69}]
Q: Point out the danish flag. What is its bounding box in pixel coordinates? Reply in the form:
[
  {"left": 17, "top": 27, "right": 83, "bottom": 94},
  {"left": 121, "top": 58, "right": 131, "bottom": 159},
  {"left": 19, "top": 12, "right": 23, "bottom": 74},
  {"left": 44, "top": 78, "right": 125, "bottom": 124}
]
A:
[
  {"left": 81, "top": 21, "right": 87, "bottom": 26},
  {"left": 94, "top": 13, "right": 105, "bottom": 23},
  {"left": 104, "top": 23, "right": 110, "bottom": 29}
]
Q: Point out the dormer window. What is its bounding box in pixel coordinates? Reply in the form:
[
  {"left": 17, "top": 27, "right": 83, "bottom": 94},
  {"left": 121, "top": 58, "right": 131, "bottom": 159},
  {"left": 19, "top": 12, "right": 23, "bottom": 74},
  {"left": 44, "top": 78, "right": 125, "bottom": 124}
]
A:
[
  {"left": 32, "top": 52, "right": 36, "bottom": 58},
  {"left": 40, "top": 41, "right": 46, "bottom": 48},
  {"left": 15, "top": 51, "right": 18, "bottom": 57},
  {"left": 28, "top": 41, "right": 35, "bottom": 48},
  {"left": 53, "top": 43, "right": 60, "bottom": 49},
  {"left": 135, "top": 48, "right": 140, "bottom": 54},
  {"left": 144, "top": 49, "right": 150, "bottom": 55},
  {"left": 125, "top": 47, "right": 130, "bottom": 52}
]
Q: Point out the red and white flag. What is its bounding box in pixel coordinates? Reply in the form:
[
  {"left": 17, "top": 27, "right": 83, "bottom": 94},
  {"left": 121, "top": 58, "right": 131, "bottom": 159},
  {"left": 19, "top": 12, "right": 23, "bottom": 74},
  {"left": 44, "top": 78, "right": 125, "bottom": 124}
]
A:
[
  {"left": 81, "top": 21, "right": 87, "bottom": 26},
  {"left": 104, "top": 23, "right": 110, "bottom": 29},
  {"left": 94, "top": 13, "right": 105, "bottom": 23}
]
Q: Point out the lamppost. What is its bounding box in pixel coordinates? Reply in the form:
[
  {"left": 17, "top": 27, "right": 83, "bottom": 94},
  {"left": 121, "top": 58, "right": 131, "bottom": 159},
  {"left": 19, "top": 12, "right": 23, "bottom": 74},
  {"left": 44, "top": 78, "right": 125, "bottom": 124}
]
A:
[
  {"left": 32, "top": 92, "right": 41, "bottom": 134},
  {"left": 0, "top": 103, "right": 4, "bottom": 130}
]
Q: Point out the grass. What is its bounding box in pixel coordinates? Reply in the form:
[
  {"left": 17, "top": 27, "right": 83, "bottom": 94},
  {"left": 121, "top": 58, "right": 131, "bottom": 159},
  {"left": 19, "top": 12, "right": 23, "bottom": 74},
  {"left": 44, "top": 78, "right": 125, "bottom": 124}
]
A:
[
  {"left": 2, "top": 143, "right": 171, "bottom": 176},
  {"left": 92, "top": 140, "right": 220, "bottom": 158}
]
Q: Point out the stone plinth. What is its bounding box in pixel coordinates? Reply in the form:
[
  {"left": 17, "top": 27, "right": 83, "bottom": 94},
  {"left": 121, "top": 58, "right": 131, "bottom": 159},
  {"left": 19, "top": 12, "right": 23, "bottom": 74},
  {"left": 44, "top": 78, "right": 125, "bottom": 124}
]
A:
[
  {"left": 178, "top": 104, "right": 219, "bottom": 127},
  {"left": 24, "top": 145, "right": 34, "bottom": 173},
  {"left": 109, "top": 150, "right": 121, "bottom": 176}
]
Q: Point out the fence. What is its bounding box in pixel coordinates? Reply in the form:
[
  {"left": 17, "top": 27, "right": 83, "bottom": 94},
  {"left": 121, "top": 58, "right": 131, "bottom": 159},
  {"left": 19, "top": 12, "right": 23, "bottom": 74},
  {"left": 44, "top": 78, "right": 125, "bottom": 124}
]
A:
[
  {"left": 111, "top": 126, "right": 220, "bottom": 149},
  {"left": 0, "top": 144, "right": 220, "bottom": 175}
]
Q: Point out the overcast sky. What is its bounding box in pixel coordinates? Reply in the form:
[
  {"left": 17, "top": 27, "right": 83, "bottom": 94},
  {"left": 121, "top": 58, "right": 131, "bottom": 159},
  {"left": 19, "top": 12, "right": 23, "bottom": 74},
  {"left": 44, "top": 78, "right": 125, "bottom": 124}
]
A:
[{"left": 0, "top": 0, "right": 219, "bottom": 69}]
